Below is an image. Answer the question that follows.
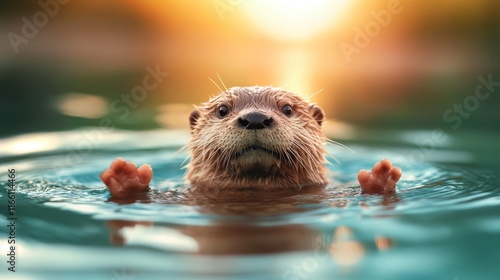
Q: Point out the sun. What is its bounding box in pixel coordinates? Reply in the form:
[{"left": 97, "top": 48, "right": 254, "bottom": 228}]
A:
[{"left": 242, "top": 0, "right": 352, "bottom": 41}]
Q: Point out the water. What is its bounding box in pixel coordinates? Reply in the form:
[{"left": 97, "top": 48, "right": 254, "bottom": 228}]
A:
[{"left": 0, "top": 129, "right": 499, "bottom": 280}]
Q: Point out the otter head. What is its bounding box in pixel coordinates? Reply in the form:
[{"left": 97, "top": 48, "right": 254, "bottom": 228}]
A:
[{"left": 186, "top": 86, "right": 328, "bottom": 191}]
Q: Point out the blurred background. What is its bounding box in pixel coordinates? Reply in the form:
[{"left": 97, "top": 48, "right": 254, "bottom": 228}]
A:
[{"left": 0, "top": 0, "right": 499, "bottom": 137}]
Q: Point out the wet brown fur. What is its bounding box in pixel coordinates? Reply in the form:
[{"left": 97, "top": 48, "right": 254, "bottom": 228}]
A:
[{"left": 186, "top": 86, "right": 328, "bottom": 192}]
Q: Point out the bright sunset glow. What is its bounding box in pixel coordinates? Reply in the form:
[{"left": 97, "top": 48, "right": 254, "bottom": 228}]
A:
[
  {"left": 242, "top": 0, "right": 352, "bottom": 41},
  {"left": 279, "top": 49, "right": 314, "bottom": 96}
]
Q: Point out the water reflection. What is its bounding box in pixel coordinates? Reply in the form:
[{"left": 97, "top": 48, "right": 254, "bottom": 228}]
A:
[
  {"left": 329, "top": 226, "right": 365, "bottom": 267},
  {"left": 105, "top": 187, "right": 395, "bottom": 273}
]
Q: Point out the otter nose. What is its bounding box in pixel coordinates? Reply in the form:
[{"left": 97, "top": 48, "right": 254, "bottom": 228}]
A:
[{"left": 238, "top": 112, "right": 274, "bottom": 129}]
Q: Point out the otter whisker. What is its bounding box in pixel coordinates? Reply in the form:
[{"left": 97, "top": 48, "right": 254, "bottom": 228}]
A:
[
  {"left": 208, "top": 77, "right": 224, "bottom": 94},
  {"left": 292, "top": 141, "right": 316, "bottom": 167},
  {"left": 294, "top": 140, "right": 325, "bottom": 175},
  {"left": 326, "top": 155, "right": 341, "bottom": 165},
  {"left": 178, "top": 143, "right": 197, "bottom": 168},
  {"left": 216, "top": 72, "right": 229, "bottom": 92},
  {"left": 279, "top": 149, "right": 293, "bottom": 168},
  {"left": 221, "top": 151, "right": 233, "bottom": 170},
  {"left": 276, "top": 76, "right": 294, "bottom": 96},
  {"left": 304, "top": 88, "right": 324, "bottom": 101},
  {"left": 199, "top": 151, "right": 221, "bottom": 178},
  {"left": 288, "top": 144, "right": 309, "bottom": 172},
  {"left": 325, "top": 138, "right": 355, "bottom": 154}
]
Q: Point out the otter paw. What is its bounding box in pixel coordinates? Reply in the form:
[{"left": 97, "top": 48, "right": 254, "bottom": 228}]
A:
[
  {"left": 100, "top": 158, "right": 152, "bottom": 198},
  {"left": 357, "top": 159, "right": 402, "bottom": 194}
]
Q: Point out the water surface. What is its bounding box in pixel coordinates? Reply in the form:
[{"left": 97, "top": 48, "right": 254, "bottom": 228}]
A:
[{"left": 0, "top": 129, "right": 499, "bottom": 280}]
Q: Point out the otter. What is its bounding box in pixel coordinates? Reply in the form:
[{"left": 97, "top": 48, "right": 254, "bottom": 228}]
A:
[{"left": 100, "top": 86, "right": 402, "bottom": 198}]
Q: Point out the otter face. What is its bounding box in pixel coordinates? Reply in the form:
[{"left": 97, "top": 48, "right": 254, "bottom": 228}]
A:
[{"left": 187, "top": 86, "right": 328, "bottom": 190}]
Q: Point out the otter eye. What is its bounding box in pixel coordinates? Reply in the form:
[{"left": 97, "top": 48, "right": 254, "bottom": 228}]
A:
[
  {"left": 281, "top": 105, "right": 293, "bottom": 117},
  {"left": 217, "top": 105, "right": 230, "bottom": 118}
]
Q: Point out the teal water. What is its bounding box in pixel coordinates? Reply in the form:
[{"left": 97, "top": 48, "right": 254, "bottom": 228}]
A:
[{"left": 0, "top": 129, "right": 499, "bottom": 280}]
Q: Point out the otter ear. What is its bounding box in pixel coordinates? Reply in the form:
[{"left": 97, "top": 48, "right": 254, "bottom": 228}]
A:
[
  {"left": 309, "top": 104, "right": 325, "bottom": 126},
  {"left": 189, "top": 109, "right": 201, "bottom": 132}
]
